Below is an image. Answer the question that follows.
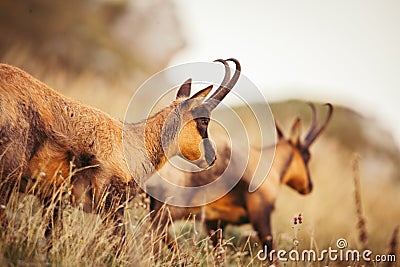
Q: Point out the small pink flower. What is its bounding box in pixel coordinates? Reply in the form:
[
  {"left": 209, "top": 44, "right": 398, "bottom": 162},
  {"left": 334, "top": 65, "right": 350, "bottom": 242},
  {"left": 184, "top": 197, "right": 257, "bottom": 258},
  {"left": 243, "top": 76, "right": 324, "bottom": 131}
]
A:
[
  {"left": 293, "top": 213, "right": 303, "bottom": 225},
  {"left": 297, "top": 213, "right": 303, "bottom": 224}
]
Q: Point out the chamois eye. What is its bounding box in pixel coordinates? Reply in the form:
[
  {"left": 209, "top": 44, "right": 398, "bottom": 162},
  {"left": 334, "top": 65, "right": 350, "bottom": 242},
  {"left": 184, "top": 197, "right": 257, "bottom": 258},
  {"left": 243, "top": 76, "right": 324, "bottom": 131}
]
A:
[{"left": 302, "top": 150, "right": 311, "bottom": 163}]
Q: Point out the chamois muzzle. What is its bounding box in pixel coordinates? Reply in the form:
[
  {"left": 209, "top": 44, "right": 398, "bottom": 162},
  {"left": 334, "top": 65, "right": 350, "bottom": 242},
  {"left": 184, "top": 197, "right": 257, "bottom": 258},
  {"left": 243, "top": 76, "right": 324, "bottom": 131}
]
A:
[
  {"left": 204, "top": 138, "right": 216, "bottom": 167},
  {"left": 191, "top": 138, "right": 216, "bottom": 169},
  {"left": 299, "top": 180, "right": 313, "bottom": 195}
]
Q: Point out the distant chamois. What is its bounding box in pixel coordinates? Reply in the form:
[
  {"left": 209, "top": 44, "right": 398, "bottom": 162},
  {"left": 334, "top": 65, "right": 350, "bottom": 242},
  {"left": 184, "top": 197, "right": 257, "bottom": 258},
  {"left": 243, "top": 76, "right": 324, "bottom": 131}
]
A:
[{"left": 149, "top": 103, "right": 333, "bottom": 251}]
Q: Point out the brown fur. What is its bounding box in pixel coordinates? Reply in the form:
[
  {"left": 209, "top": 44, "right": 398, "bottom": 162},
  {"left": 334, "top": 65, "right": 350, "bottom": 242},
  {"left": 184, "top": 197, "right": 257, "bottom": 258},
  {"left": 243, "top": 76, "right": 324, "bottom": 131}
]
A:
[
  {"left": 178, "top": 120, "right": 203, "bottom": 161},
  {"left": 149, "top": 105, "right": 333, "bottom": 251},
  {"left": 0, "top": 62, "right": 236, "bottom": 238}
]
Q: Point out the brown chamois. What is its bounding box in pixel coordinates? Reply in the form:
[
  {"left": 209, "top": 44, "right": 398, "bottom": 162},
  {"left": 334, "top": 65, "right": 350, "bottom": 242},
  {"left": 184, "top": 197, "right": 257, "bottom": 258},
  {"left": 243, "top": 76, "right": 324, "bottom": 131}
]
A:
[
  {"left": 148, "top": 103, "right": 333, "bottom": 251},
  {"left": 0, "top": 58, "right": 241, "bottom": 238}
]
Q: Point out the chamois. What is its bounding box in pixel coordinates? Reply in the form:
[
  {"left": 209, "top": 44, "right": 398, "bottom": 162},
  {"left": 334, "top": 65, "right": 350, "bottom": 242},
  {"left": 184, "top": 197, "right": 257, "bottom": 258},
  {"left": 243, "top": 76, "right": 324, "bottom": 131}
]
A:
[
  {"left": 0, "top": 58, "right": 241, "bottom": 238},
  {"left": 148, "top": 103, "right": 333, "bottom": 251}
]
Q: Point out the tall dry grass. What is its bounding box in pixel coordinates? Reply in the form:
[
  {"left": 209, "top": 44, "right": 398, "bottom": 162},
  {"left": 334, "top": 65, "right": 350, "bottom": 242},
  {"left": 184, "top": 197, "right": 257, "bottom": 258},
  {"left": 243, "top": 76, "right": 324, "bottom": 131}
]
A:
[
  {"left": 386, "top": 226, "right": 399, "bottom": 267},
  {"left": 1, "top": 151, "right": 398, "bottom": 266},
  {"left": 0, "top": 167, "right": 142, "bottom": 266},
  {"left": 352, "top": 153, "right": 368, "bottom": 251},
  {"left": 0, "top": 59, "right": 398, "bottom": 266},
  {"left": 0, "top": 165, "right": 261, "bottom": 266}
]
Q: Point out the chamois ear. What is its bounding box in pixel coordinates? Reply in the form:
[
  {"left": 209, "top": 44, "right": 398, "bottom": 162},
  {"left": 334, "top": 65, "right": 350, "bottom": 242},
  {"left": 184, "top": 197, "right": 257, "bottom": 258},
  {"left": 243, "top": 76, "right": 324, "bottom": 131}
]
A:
[
  {"left": 176, "top": 78, "right": 192, "bottom": 99},
  {"left": 290, "top": 117, "right": 302, "bottom": 144},
  {"left": 190, "top": 85, "right": 213, "bottom": 100}
]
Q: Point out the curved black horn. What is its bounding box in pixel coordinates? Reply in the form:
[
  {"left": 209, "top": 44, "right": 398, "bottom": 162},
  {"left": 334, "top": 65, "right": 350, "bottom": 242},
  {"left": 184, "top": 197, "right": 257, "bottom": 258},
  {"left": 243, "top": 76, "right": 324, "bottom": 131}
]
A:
[
  {"left": 303, "top": 103, "right": 334, "bottom": 147},
  {"left": 225, "top": 58, "right": 241, "bottom": 90},
  {"left": 213, "top": 58, "right": 231, "bottom": 89},
  {"left": 204, "top": 59, "right": 230, "bottom": 109},
  {"left": 206, "top": 58, "right": 241, "bottom": 110},
  {"left": 303, "top": 102, "right": 318, "bottom": 145}
]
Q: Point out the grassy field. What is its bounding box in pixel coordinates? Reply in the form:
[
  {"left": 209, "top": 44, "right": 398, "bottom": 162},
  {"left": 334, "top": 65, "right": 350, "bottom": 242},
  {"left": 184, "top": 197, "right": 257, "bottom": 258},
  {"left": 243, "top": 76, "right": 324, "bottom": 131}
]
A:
[
  {"left": 0, "top": 65, "right": 399, "bottom": 266},
  {"left": 0, "top": 153, "right": 398, "bottom": 266}
]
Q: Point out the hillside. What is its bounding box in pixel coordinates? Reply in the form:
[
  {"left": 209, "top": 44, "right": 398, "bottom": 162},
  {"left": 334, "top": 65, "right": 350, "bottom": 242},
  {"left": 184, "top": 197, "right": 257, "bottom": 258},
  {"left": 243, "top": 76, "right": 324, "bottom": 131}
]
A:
[
  {"left": 223, "top": 100, "right": 400, "bottom": 183},
  {"left": 213, "top": 100, "right": 400, "bottom": 255}
]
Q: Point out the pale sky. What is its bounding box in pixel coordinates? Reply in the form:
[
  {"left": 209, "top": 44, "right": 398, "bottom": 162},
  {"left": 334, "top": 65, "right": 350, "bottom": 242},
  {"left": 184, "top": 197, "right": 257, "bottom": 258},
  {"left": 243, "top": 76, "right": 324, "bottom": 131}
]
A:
[{"left": 171, "top": 1, "right": 400, "bottom": 146}]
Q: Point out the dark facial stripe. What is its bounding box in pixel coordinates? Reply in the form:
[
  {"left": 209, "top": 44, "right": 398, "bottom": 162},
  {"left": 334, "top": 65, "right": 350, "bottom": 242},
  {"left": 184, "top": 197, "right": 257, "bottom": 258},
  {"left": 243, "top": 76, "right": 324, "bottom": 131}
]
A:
[
  {"left": 306, "top": 167, "right": 313, "bottom": 191},
  {"left": 192, "top": 106, "right": 214, "bottom": 165},
  {"left": 279, "top": 151, "right": 294, "bottom": 181},
  {"left": 195, "top": 117, "right": 209, "bottom": 138},
  {"left": 203, "top": 138, "right": 216, "bottom": 166},
  {"left": 191, "top": 105, "right": 211, "bottom": 138}
]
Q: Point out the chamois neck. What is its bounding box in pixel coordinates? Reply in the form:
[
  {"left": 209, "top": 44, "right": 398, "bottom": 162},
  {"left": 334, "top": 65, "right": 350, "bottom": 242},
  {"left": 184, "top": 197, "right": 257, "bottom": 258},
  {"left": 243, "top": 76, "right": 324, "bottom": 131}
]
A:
[
  {"left": 123, "top": 104, "right": 179, "bottom": 184},
  {"left": 144, "top": 105, "right": 180, "bottom": 168},
  {"left": 269, "top": 142, "right": 293, "bottom": 186},
  {"left": 255, "top": 142, "right": 292, "bottom": 201}
]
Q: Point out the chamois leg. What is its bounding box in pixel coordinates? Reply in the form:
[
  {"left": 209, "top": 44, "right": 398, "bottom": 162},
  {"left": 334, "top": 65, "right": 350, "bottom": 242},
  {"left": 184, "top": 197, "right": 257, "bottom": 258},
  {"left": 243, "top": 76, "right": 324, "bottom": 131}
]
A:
[
  {"left": 0, "top": 184, "right": 13, "bottom": 230},
  {"left": 245, "top": 193, "right": 274, "bottom": 254},
  {"left": 99, "top": 195, "right": 127, "bottom": 254},
  {"left": 102, "top": 188, "right": 127, "bottom": 240},
  {"left": 0, "top": 176, "right": 20, "bottom": 231},
  {"left": 205, "top": 220, "right": 227, "bottom": 247},
  {"left": 103, "top": 177, "right": 138, "bottom": 239},
  {"left": 42, "top": 195, "right": 61, "bottom": 251},
  {"left": 43, "top": 196, "right": 59, "bottom": 238},
  {"left": 251, "top": 209, "right": 273, "bottom": 253},
  {"left": 149, "top": 198, "right": 174, "bottom": 247},
  {"left": 111, "top": 206, "right": 126, "bottom": 237}
]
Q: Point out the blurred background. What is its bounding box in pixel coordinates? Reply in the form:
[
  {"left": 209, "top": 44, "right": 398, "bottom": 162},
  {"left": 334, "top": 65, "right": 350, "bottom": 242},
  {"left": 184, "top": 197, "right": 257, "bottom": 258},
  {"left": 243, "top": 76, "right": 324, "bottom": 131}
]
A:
[{"left": 0, "top": 0, "right": 399, "bottom": 259}]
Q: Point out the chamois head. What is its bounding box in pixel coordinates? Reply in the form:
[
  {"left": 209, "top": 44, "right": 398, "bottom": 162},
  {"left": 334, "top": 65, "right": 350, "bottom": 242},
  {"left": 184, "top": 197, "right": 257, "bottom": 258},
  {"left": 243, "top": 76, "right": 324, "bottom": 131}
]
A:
[
  {"left": 168, "top": 58, "right": 241, "bottom": 169},
  {"left": 276, "top": 103, "right": 333, "bottom": 194}
]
